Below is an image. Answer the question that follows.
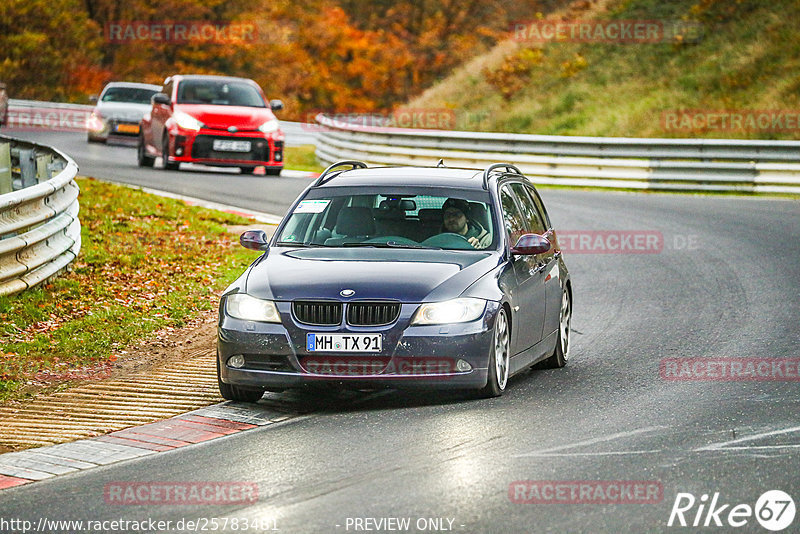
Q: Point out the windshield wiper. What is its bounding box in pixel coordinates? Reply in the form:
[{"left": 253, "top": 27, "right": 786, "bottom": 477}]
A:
[
  {"left": 274, "top": 242, "right": 327, "bottom": 247},
  {"left": 342, "top": 241, "right": 438, "bottom": 249}
]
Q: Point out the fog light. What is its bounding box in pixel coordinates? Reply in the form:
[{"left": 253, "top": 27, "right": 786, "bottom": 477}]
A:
[
  {"left": 456, "top": 359, "right": 472, "bottom": 372},
  {"left": 175, "top": 147, "right": 184, "bottom": 156},
  {"left": 228, "top": 355, "right": 245, "bottom": 369}
]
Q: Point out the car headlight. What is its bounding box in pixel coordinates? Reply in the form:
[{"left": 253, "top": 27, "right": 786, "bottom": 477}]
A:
[
  {"left": 87, "top": 112, "right": 105, "bottom": 131},
  {"left": 258, "top": 119, "right": 279, "bottom": 133},
  {"left": 173, "top": 110, "right": 203, "bottom": 131},
  {"left": 226, "top": 294, "right": 281, "bottom": 323},
  {"left": 411, "top": 298, "right": 487, "bottom": 325}
]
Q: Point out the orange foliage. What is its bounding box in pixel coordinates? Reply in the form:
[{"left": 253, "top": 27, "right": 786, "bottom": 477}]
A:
[{"left": 2, "top": 0, "right": 546, "bottom": 117}]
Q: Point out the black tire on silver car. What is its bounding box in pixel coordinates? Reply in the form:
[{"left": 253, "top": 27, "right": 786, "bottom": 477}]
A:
[
  {"left": 137, "top": 133, "right": 155, "bottom": 167},
  {"left": 478, "top": 307, "right": 510, "bottom": 398},
  {"left": 542, "top": 287, "right": 571, "bottom": 369},
  {"left": 217, "top": 358, "right": 265, "bottom": 403},
  {"left": 161, "top": 132, "right": 179, "bottom": 170}
]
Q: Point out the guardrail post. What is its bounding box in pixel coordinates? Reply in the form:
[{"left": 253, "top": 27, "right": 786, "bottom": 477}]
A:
[
  {"left": 36, "top": 153, "right": 53, "bottom": 182},
  {"left": 0, "top": 142, "right": 11, "bottom": 194},
  {"left": 18, "top": 148, "right": 37, "bottom": 188}
]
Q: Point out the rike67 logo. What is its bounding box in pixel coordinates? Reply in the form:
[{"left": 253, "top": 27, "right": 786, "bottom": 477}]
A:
[{"left": 668, "top": 490, "right": 795, "bottom": 531}]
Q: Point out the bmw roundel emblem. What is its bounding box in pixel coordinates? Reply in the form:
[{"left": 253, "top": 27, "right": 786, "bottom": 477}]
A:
[
  {"left": 340, "top": 289, "right": 355, "bottom": 297},
  {"left": 228, "top": 126, "right": 238, "bottom": 132}
]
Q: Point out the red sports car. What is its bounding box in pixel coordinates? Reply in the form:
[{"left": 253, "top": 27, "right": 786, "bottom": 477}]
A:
[{"left": 138, "top": 75, "right": 284, "bottom": 175}]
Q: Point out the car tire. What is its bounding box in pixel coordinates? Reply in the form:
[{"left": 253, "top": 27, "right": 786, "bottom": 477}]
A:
[
  {"left": 240, "top": 167, "right": 255, "bottom": 175},
  {"left": 137, "top": 134, "right": 155, "bottom": 167},
  {"left": 161, "top": 133, "right": 179, "bottom": 171},
  {"left": 540, "top": 287, "right": 571, "bottom": 369},
  {"left": 265, "top": 167, "right": 282, "bottom": 176},
  {"left": 477, "top": 307, "right": 510, "bottom": 398},
  {"left": 217, "top": 359, "right": 265, "bottom": 403}
]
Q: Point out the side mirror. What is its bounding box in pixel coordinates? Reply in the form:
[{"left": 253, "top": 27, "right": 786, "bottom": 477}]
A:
[
  {"left": 240, "top": 230, "right": 269, "bottom": 251},
  {"left": 89, "top": 95, "right": 98, "bottom": 103},
  {"left": 511, "top": 233, "right": 550, "bottom": 256},
  {"left": 270, "top": 99, "right": 284, "bottom": 112},
  {"left": 152, "top": 93, "right": 171, "bottom": 106}
]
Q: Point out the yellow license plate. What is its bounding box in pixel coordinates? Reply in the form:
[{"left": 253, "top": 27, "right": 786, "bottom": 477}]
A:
[{"left": 116, "top": 124, "right": 139, "bottom": 134}]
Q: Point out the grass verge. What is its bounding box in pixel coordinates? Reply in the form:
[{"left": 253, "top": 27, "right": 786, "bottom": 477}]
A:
[
  {"left": 284, "top": 145, "right": 324, "bottom": 173},
  {"left": 0, "top": 177, "right": 262, "bottom": 403}
]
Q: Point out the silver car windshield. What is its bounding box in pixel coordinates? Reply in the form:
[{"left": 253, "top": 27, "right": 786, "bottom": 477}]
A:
[{"left": 101, "top": 87, "right": 158, "bottom": 104}]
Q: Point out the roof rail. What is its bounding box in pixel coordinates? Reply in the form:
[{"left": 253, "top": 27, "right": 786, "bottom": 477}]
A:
[
  {"left": 482, "top": 163, "right": 522, "bottom": 189},
  {"left": 313, "top": 160, "right": 368, "bottom": 187}
]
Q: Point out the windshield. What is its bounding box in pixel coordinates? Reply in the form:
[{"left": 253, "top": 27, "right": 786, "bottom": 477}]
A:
[
  {"left": 176, "top": 80, "right": 265, "bottom": 107},
  {"left": 276, "top": 191, "right": 497, "bottom": 250},
  {"left": 100, "top": 86, "right": 158, "bottom": 104}
]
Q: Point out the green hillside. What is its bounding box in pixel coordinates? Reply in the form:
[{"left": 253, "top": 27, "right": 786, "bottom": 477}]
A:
[{"left": 407, "top": 0, "right": 800, "bottom": 139}]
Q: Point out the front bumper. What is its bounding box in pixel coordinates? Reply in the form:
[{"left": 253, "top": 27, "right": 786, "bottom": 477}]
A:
[
  {"left": 167, "top": 128, "right": 284, "bottom": 168},
  {"left": 217, "top": 301, "right": 500, "bottom": 390}
]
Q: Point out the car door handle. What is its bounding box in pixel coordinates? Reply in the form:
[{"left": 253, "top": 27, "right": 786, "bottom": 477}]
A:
[{"left": 532, "top": 262, "right": 547, "bottom": 273}]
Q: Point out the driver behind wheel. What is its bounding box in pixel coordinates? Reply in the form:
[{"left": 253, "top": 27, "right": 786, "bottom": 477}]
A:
[{"left": 441, "top": 198, "right": 491, "bottom": 249}]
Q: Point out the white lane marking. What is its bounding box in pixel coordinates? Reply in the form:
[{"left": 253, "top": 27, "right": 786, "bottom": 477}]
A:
[
  {"left": 512, "top": 426, "right": 665, "bottom": 457},
  {"left": 705, "top": 444, "right": 800, "bottom": 451},
  {"left": 695, "top": 425, "right": 800, "bottom": 451},
  {"left": 521, "top": 450, "right": 663, "bottom": 457}
]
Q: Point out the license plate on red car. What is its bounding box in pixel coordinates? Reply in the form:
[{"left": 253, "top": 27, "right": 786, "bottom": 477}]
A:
[
  {"left": 213, "top": 139, "right": 251, "bottom": 152},
  {"left": 306, "top": 334, "right": 382, "bottom": 352}
]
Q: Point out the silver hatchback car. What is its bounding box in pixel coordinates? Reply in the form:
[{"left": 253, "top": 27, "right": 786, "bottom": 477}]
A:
[{"left": 87, "top": 81, "right": 161, "bottom": 143}]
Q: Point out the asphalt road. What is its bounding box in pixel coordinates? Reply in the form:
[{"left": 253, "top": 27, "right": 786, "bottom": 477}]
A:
[
  {"left": 6, "top": 128, "right": 317, "bottom": 217},
  {"left": 1, "top": 128, "right": 799, "bottom": 533}
]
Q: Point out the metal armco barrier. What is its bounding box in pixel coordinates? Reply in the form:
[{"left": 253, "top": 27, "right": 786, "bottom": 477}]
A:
[
  {"left": 314, "top": 114, "right": 800, "bottom": 194},
  {"left": 0, "top": 135, "right": 80, "bottom": 296}
]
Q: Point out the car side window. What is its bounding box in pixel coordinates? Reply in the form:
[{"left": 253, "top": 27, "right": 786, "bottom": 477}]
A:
[
  {"left": 510, "top": 183, "right": 546, "bottom": 235},
  {"left": 500, "top": 186, "right": 527, "bottom": 247},
  {"left": 525, "top": 184, "right": 552, "bottom": 229}
]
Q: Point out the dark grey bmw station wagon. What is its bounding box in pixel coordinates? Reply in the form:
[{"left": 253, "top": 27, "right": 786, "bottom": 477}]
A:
[{"left": 217, "top": 161, "right": 572, "bottom": 400}]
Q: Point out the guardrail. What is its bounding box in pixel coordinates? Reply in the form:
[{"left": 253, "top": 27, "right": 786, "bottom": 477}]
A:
[
  {"left": 314, "top": 114, "right": 800, "bottom": 194},
  {"left": 0, "top": 135, "right": 80, "bottom": 296}
]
